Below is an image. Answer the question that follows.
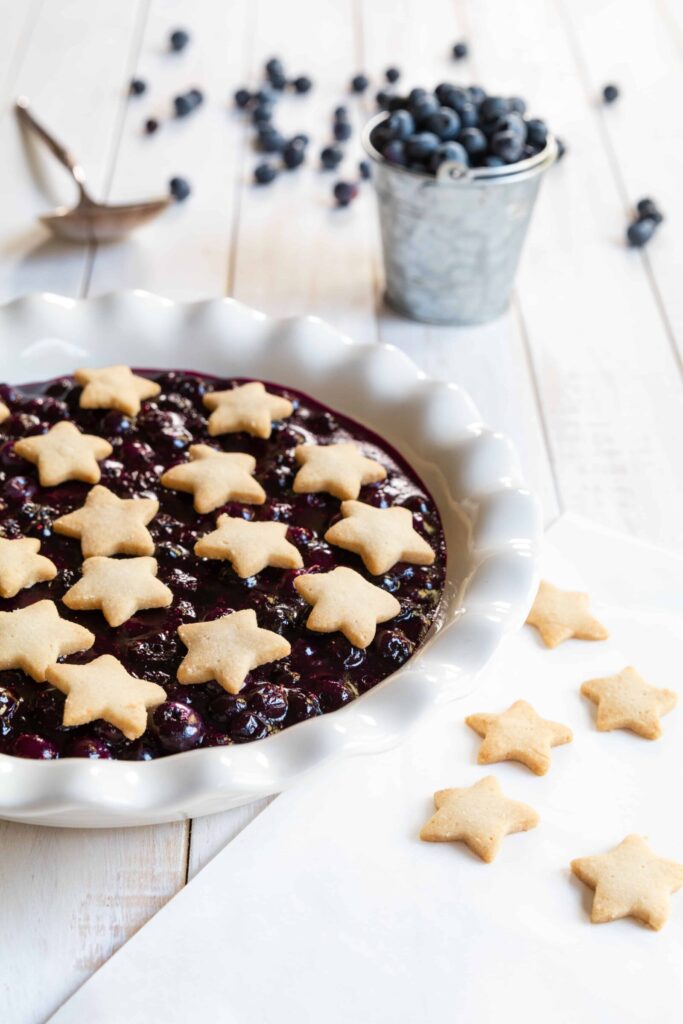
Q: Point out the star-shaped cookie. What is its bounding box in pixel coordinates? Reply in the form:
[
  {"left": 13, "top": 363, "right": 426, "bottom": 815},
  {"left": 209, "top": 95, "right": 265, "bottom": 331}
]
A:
[
  {"left": 293, "top": 443, "right": 387, "bottom": 501},
  {"left": 0, "top": 537, "right": 57, "bottom": 598},
  {"left": 203, "top": 382, "right": 293, "bottom": 439},
  {"left": 75, "top": 365, "right": 161, "bottom": 417},
  {"left": 195, "top": 515, "right": 303, "bottom": 578},
  {"left": 177, "top": 609, "right": 291, "bottom": 694},
  {"left": 466, "top": 700, "right": 573, "bottom": 775},
  {"left": 294, "top": 566, "right": 400, "bottom": 648},
  {"left": 581, "top": 666, "right": 677, "bottom": 740},
  {"left": 161, "top": 445, "right": 265, "bottom": 513},
  {"left": 526, "top": 580, "right": 609, "bottom": 648},
  {"left": 46, "top": 654, "right": 166, "bottom": 740},
  {"left": 63, "top": 556, "right": 173, "bottom": 627},
  {"left": 53, "top": 485, "right": 158, "bottom": 558},
  {"left": 324, "top": 500, "right": 435, "bottom": 574},
  {"left": 14, "top": 421, "right": 113, "bottom": 487},
  {"left": 0, "top": 402, "right": 9, "bottom": 424},
  {"left": 571, "top": 835, "right": 683, "bottom": 930},
  {"left": 420, "top": 776, "right": 540, "bottom": 863},
  {"left": 0, "top": 600, "right": 94, "bottom": 682}
]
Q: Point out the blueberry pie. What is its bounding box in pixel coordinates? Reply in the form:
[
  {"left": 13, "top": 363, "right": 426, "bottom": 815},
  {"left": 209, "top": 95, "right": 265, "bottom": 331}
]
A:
[{"left": 0, "top": 368, "right": 446, "bottom": 760}]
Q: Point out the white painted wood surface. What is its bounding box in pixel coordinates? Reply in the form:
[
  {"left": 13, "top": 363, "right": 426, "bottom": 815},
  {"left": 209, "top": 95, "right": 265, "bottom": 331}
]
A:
[{"left": 0, "top": 1, "right": 680, "bottom": 1021}]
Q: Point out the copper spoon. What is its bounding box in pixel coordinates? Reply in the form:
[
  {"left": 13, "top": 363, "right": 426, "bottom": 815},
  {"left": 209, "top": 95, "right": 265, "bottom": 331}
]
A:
[{"left": 16, "top": 96, "right": 172, "bottom": 243}]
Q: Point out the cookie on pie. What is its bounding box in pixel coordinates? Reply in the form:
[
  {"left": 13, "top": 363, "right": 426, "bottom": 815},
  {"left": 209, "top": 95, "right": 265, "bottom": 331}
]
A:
[
  {"left": 53, "top": 485, "right": 159, "bottom": 558},
  {"left": 75, "top": 365, "right": 160, "bottom": 417},
  {"left": 203, "top": 381, "right": 293, "bottom": 439},
  {"left": 195, "top": 515, "right": 303, "bottom": 578},
  {"left": 293, "top": 443, "right": 387, "bottom": 501},
  {"left": 0, "top": 537, "right": 57, "bottom": 598},
  {"left": 294, "top": 565, "right": 400, "bottom": 648},
  {"left": 14, "top": 421, "right": 112, "bottom": 486},
  {"left": 325, "top": 499, "right": 435, "bottom": 574},
  {"left": 0, "top": 600, "right": 94, "bottom": 682},
  {"left": 63, "top": 556, "right": 173, "bottom": 627},
  {"left": 161, "top": 445, "right": 265, "bottom": 513},
  {"left": 0, "top": 401, "right": 9, "bottom": 424}
]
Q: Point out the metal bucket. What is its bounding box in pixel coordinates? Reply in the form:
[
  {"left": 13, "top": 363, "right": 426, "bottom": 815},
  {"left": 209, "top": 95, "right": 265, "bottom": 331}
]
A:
[{"left": 362, "top": 112, "right": 557, "bottom": 325}]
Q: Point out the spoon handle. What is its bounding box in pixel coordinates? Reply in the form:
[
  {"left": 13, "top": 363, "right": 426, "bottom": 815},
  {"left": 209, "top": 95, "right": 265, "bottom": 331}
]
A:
[{"left": 15, "top": 96, "right": 88, "bottom": 196}]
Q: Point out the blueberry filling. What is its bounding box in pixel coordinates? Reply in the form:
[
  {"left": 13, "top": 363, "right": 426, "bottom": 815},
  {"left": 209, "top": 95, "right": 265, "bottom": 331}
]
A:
[{"left": 0, "top": 370, "right": 447, "bottom": 759}]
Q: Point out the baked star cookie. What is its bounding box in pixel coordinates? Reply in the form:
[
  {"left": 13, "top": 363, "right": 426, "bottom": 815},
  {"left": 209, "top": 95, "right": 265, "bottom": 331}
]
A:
[
  {"left": 75, "top": 365, "right": 160, "bottom": 418},
  {"left": 53, "top": 485, "right": 158, "bottom": 558},
  {"left": 466, "top": 700, "right": 573, "bottom": 775},
  {"left": 526, "top": 580, "right": 608, "bottom": 648},
  {"left": 0, "top": 600, "right": 94, "bottom": 682},
  {"left": 195, "top": 515, "right": 303, "bottom": 578},
  {"left": 0, "top": 402, "right": 9, "bottom": 424},
  {"left": 294, "top": 565, "right": 400, "bottom": 648},
  {"left": 177, "top": 609, "right": 291, "bottom": 694},
  {"left": 63, "top": 556, "right": 173, "bottom": 627},
  {"left": 420, "top": 776, "right": 539, "bottom": 863},
  {"left": 14, "top": 421, "right": 113, "bottom": 487},
  {"left": 571, "top": 835, "right": 683, "bottom": 930},
  {"left": 161, "top": 445, "right": 265, "bottom": 513},
  {"left": 293, "top": 443, "right": 387, "bottom": 501},
  {"left": 325, "top": 499, "right": 435, "bottom": 574},
  {"left": 46, "top": 654, "right": 166, "bottom": 740},
  {"left": 0, "top": 537, "right": 57, "bottom": 598},
  {"left": 581, "top": 666, "right": 677, "bottom": 740},
  {"left": 203, "top": 381, "right": 293, "bottom": 439}
]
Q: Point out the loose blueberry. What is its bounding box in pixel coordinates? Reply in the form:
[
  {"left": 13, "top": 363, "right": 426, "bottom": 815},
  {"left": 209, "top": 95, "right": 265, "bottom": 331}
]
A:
[
  {"left": 429, "top": 140, "right": 469, "bottom": 173},
  {"left": 13, "top": 733, "right": 59, "bottom": 759},
  {"left": 292, "top": 75, "right": 313, "bottom": 94},
  {"left": 602, "top": 83, "right": 619, "bottom": 104},
  {"left": 351, "top": 73, "right": 370, "bottom": 93},
  {"left": 283, "top": 139, "right": 306, "bottom": 169},
  {"left": 334, "top": 105, "right": 349, "bottom": 121},
  {"left": 385, "top": 67, "right": 401, "bottom": 83},
  {"left": 169, "top": 176, "right": 191, "bottom": 201},
  {"left": 129, "top": 78, "right": 146, "bottom": 96},
  {"left": 169, "top": 29, "right": 190, "bottom": 52},
  {"left": 420, "top": 107, "right": 461, "bottom": 141},
  {"left": 459, "top": 126, "right": 487, "bottom": 157},
  {"left": 333, "top": 120, "right": 352, "bottom": 142},
  {"left": 188, "top": 87, "right": 204, "bottom": 108},
  {"left": 635, "top": 198, "right": 663, "bottom": 225},
  {"left": 333, "top": 180, "right": 359, "bottom": 206},
  {"left": 404, "top": 131, "right": 440, "bottom": 162},
  {"left": 627, "top": 217, "right": 657, "bottom": 247},
  {"left": 268, "top": 69, "right": 287, "bottom": 91},
  {"left": 254, "top": 162, "right": 278, "bottom": 185},
  {"left": 257, "top": 126, "right": 286, "bottom": 153},
  {"left": 174, "top": 94, "right": 193, "bottom": 118},
  {"left": 251, "top": 103, "right": 273, "bottom": 125},
  {"left": 234, "top": 87, "right": 252, "bottom": 109},
  {"left": 452, "top": 41, "right": 468, "bottom": 60},
  {"left": 144, "top": 118, "right": 159, "bottom": 135},
  {"left": 265, "top": 57, "right": 284, "bottom": 78},
  {"left": 320, "top": 145, "right": 343, "bottom": 170},
  {"left": 152, "top": 701, "right": 205, "bottom": 753},
  {"left": 359, "top": 159, "right": 371, "bottom": 180}
]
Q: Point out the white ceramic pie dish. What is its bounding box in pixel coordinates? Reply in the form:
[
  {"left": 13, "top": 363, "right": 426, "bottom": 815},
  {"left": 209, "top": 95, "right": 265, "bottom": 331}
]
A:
[{"left": 0, "top": 291, "right": 541, "bottom": 827}]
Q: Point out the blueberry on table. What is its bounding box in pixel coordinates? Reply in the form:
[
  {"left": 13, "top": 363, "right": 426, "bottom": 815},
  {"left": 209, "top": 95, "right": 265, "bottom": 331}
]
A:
[
  {"left": 555, "top": 137, "right": 567, "bottom": 160},
  {"left": 375, "top": 89, "right": 393, "bottom": 110},
  {"left": 169, "top": 29, "right": 190, "bottom": 52},
  {"left": 188, "top": 88, "right": 204, "bottom": 108},
  {"left": 291, "top": 133, "right": 310, "bottom": 146},
  {"left": 268, "top": 70, "right": 287, "bottom": 91},
  {"left": 627, "top": 217, "right": 657, "bottom": 247},
  {"left": 385, "top": 67, "right": 401, "bottom": 83},
  {"left": 387, "top": 109, "right": 415, "bottom": 140},
  {"left": 359, "top": 159, "right": 371, "bottom": 179},
  {"left": 234, "top": 87, "right": 252, "bottom": 109},
  {"left": 144, "top": 117, "right": 159, "bottom": 135},
  {"left": 421, "top": 107, "right": 461, "bottom": 141},
  {"left": 460, "top": 126, "right": 487, "bottom": 157},
  {"left": 602, "top": 83, "right": 619, "bottom": 103},
  {"left": 405, "top": 131, "right": 440, "bottom": 162},
  {"left": 253, "top": 161, "right": 277, "bottom": 184},
  {"left": 174, "top": 94, "right": 193, "bottom": 117},
  {"left": 292, "top": 75, "right": 313, "bottom": 94},
  {"left": 257, "top": 126, "right": 286, "bottom": 153},
  {"left": 636, "top": 197, "right": 663, "bottom": 224},
  {"left": 251, "top": 103, "right": 273, "bottom": 124},
  {"left": 254, "top": 87, "right": 275, "bottom": 105},
  {"left": 320, "top": 145, "right": 343, "bottom": 169},
  {"left": 452, "top": 41, "right": 468, "bottom": 59},
  {"left": 265, "top": 57, "right": 284, "bottom": 77},
  {"left": 169, "top": 176, "right": 191, "bottom": 201},
  {"left": 382, "top": 139, "right": 407, "bottom": 165},
  {"left": 283, "top": 139, "right": 306, "bottom": 169},
  {"left": 333, "top": 119, "right": 352, "bottom": 141},
  {"left": 333, "top": 180, "right": 359, "bottom": 206},
  {"left": 351, "top": 73, "right": 370, "bottom": 93},
  {"left": 479, "top": 95, "right": 510, "bottom": 123},
  {"left": 334, "top": 105, "right": 349, "bottom": 121},
  {"left": 526, "top": 118, "right": 548, "bottom": 148},
  {"left": 129, "top": 78, "right": 146, "bottom": 96},
  {"left": 428, "top": 140, "right": 469, "bottom": 173}
]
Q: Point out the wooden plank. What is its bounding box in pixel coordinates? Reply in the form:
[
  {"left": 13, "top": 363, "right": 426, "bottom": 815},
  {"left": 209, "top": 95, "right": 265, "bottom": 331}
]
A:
[
  {"left": 87, "top": 0, "right": 252, "bottom": 299},
  {"left": 460, "top": 0, "right": 683, "bottom": 547},
  {"left": 358, "top": 0, "right": 561, "bottom": 520},
  {"left": 557, "top": 0, "right": 683, "bottom": 363}
]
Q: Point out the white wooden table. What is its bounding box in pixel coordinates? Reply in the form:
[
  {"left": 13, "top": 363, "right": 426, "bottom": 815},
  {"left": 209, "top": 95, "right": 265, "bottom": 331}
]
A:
[{"left": 1, "top": 1, "right": 681, "bottom": 1021}]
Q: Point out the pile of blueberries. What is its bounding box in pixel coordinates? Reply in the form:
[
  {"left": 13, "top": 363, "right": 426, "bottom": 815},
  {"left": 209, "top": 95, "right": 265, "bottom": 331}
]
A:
[{"left": 369, "top": 84, "right": 558, "bottom": 175}]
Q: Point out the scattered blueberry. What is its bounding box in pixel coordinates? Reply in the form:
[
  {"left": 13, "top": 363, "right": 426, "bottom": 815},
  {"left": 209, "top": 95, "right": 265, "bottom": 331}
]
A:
[
  {"left": 452, "top": 41, "right": 468, "bottom": 60},
  {"left": 283, "top": 139, "right": 307, "bottom": 169},
  {"left": 375, "top": 89, "right": 393, "bottom": 110},
  {"left": 351, "top": 73, "right": 370, "bottom": 93},
  {"left": 333, "top": 180, "right": 359, "bottom": 207},
  {"left": 129, "top": 78, "right": 146, "bottom": 96},
  {"left": 234, "top": 87, "right": 252, "bottom": 109},
  {"left": 251, "top": 103, "right": 273, "bottom": 125},
  {"left": 169, "top": 29, "right": 190, "bottom": 52},
  {"left": 636, "top": 197, "right": 663, "bottom": 225},
  {"left": 254, "top": 162, "right": 278, "bottom": 185},
  {"left": 385, "top": 67, "right": 401, "bottom": 83},
  {"left": 333, "top": 119, "right": 352, "bottom": 142},
  {"left": 359, "top": 159, "right": 371, "bottom": 179},
  {"left": 257, "top": 126, "right": 286, "bottom": 153},
  {"left": 334, "top": 105, "right": 349, "bottom": 121},
  {"left": 188, "top": 87, "right": 204, "bottom": 108},
  {"left": 291, "top": 133, "right": 309, "bottom": 146},
  {"left": 144, "top": 118, "right": 159, "bottom": 135},
  {"left": 292, "top": 75, "right": 313, "bottom": 94},
  {"left": 174, "top": 93, "right": 193, "bottom": 118},
  {"left": 602, "top": 83, "right": 619, "bottom": 104},
  {"left": 269, "top": 69, "right": 287, "bottom": 91},
  {"left": 169, "top": 176, "right": 191, "bottom": 201},
  {"left": 627, "top": 217, "right": 657, "bottom": 247},
  {"left": 320, "top": 145, "right": 343, "bottom": 170},
  {"left": 265, "top": 57, "right": 284, "bottom": 78}
]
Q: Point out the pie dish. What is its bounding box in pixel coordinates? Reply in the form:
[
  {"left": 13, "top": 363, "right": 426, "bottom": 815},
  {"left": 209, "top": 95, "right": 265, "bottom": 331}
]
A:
[{"left": 0, "top": 292, "right": 541, "bottom": 826}]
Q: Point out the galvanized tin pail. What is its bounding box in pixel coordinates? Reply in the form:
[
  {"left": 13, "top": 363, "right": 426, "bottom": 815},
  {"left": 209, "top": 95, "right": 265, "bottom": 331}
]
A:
[{"left": 362, "top": 112, "right": 557, "bottom": 325}]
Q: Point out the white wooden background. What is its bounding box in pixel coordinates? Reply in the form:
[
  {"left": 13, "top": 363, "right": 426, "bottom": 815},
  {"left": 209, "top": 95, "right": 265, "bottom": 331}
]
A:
[{"left": 0, "top": 0, "right": 681, "bottom": 1021}]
